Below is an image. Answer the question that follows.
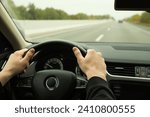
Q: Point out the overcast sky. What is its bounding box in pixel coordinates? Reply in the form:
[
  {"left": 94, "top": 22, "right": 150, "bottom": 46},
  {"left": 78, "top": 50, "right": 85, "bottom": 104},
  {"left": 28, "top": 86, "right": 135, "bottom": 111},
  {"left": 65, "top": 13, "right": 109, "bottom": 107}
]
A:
[{"left": 14, "top": 0, "right": 142, "bottom": 20}]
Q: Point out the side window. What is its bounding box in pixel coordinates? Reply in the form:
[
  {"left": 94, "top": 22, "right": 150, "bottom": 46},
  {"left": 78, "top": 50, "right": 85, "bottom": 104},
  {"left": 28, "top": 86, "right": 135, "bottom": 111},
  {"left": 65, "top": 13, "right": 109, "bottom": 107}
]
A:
[{"left": 0, "top": 32, "right": 13, "bottom": 71}]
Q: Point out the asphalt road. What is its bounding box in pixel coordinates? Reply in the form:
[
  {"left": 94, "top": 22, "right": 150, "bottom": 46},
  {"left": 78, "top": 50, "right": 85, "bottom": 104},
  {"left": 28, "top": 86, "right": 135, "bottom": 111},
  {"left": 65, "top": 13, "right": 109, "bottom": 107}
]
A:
[{"left": 31, "top": 21, "right": 150, "bottom": 44}]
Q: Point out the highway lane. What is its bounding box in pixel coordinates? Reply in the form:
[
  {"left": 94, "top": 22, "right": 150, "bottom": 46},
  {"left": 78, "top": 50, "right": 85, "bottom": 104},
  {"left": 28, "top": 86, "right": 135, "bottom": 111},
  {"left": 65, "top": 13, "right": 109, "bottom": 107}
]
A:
[
  {"left": 102, "top": 22, "right": 150, "bottom": 43},
  {"left": 30, "top": 21, "right": 150, "bottom": 44},
  {"left": 17, "top": 20, "right": 109, "bottom": 38}
]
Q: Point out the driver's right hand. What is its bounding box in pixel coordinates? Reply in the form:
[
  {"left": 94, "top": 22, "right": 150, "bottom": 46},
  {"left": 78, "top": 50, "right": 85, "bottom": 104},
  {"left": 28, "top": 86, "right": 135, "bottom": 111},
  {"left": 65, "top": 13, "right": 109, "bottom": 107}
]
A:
[{"left": 73, "top": 47, "right": 107, "bottom": 81}]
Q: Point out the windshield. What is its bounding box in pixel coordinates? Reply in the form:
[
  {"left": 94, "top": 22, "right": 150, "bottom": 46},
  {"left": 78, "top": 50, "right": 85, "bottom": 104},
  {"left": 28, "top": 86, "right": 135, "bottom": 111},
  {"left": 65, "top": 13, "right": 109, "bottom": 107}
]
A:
[{"left": 1, "top": 0, "right": 150, "bottom": 44}]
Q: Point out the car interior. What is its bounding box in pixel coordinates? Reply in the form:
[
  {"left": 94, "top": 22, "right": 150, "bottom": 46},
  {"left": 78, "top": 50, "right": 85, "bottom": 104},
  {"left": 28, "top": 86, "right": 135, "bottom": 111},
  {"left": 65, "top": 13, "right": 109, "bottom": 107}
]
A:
[{"left": 0, "top": 0, "right": 150, "bottom": 100}]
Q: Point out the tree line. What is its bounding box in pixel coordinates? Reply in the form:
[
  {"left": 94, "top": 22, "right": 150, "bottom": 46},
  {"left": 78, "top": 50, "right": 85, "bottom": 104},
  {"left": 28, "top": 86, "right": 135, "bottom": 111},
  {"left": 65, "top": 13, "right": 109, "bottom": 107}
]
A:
[
  {"left": 8, "top": 0, "right": 113, "bottom": 20},
  {"left": 125, "top": 12, "right": 150, "bottom": 24}
]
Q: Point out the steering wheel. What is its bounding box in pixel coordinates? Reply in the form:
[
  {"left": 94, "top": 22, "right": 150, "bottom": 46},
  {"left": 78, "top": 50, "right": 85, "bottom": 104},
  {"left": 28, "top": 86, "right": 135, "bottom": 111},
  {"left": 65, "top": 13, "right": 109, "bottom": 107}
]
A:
[{"left": 14, "top": 40, "right": 87, "bottom": 100}]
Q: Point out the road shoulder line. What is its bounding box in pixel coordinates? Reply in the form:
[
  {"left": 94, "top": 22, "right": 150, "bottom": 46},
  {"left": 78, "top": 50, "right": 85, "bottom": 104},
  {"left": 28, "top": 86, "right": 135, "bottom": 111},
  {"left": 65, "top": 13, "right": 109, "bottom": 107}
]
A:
[{"left": 95, "top": 34, "right": 104, "bottom": 42}]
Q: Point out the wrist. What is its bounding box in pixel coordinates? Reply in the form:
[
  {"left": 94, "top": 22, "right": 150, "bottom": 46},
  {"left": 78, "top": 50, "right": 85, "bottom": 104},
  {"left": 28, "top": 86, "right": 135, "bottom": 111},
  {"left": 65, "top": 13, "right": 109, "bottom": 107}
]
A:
[
  {"left": 1, "top": 69, "right": 13, "bottom": 79},
  {"left": 0, "top": 70, "right": 13, "bottom": 86},
  {"left": 86, "top": 71, "right": 106, "bottom": 81}
]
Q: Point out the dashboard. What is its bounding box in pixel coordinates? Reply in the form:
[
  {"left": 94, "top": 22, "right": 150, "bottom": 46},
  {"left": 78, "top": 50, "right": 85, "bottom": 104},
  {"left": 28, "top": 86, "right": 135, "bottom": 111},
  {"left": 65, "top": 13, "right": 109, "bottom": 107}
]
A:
[{"left": 83, "top": 42, "right": 150, "bottom": 99}]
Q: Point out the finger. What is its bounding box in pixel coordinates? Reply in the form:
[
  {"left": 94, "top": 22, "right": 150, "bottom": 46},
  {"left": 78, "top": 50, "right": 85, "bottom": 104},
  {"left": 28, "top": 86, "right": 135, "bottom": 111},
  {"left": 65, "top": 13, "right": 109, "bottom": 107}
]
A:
[
  {"left": 73, "top": 47, "right": 84, "bottom": 62},
  {"left": 14, "top": 49, "right": 28, "bottom": 56},
  {"left": 23, "top": 48, "right": 35, "bottom": 62},
  {"left": 85, "top": 49, "right": 96, "bottom": 58},
  {"left": 97, "top": 52, "right": 103, "bottom": 57},
  {"left": 23, "top": 63, "right": 29, "bottom": 73},
  {"left": 87, "top": 49, "right": 96, "bottom": 54}
]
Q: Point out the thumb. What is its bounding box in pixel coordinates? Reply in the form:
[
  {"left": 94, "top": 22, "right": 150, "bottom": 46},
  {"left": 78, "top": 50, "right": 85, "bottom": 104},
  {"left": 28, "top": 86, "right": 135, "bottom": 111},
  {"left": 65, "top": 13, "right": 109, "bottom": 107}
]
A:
[{"left": 73, "top": 47, "right": 84, "bottom": 62}]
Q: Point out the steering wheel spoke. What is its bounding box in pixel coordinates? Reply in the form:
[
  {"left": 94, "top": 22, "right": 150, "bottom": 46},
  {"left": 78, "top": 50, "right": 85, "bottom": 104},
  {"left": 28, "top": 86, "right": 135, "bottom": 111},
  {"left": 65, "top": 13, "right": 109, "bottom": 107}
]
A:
[{"left": 76, "top": 76, "right": 88, "bottom": 89}]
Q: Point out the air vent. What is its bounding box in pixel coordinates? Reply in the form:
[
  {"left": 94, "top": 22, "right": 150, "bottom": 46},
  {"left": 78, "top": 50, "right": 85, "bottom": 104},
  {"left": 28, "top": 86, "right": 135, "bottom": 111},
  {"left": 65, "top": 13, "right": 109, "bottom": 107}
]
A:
[
  {"left": 106, "top": 62, "right": 135, "bottom": 77},
  {"left": 110, "top": 83, "right": 121, "bottom": 99}
]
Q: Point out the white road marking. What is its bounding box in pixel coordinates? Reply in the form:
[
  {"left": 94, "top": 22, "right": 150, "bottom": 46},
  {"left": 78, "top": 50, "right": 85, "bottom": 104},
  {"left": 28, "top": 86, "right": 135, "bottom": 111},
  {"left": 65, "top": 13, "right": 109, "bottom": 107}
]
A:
[
  {"left": 95, "top": 34, "right": 104, "bottom": 42},
  {"left": 107, "top": 27, "right": 111, "bottom": 31}
]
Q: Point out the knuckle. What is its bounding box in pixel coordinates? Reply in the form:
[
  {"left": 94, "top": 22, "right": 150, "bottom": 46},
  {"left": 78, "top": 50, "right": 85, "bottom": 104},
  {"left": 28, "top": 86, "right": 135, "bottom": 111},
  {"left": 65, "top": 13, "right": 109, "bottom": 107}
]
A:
[
  {"left": 102, "top": 58, "right": 105, "bottom": 61},
  {"left": 88, "top": 49, "right": 96, "bottom": 54},
  {"left": 9, "top": 53, "right": 14, "bottom": 57},
  {"left": 97, "top": 51, "right": 103, "bottom": 56},
  {"left": 14, "top": 51, "right": 19, "bottom": 55}
]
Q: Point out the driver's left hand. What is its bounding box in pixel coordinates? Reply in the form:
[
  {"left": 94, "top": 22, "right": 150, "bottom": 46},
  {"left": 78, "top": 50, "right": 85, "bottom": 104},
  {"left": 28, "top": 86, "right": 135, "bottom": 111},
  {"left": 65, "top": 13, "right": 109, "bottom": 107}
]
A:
[{"left": 0, "top": 48, "right": 35, "bottom": 86}]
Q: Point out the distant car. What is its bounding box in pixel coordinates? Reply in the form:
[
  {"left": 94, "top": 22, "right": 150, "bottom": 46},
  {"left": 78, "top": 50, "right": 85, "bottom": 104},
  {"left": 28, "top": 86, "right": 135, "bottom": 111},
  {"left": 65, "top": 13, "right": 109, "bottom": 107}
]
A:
[{"left": 118, "top": 20, "right": 123, "bottom": 23}]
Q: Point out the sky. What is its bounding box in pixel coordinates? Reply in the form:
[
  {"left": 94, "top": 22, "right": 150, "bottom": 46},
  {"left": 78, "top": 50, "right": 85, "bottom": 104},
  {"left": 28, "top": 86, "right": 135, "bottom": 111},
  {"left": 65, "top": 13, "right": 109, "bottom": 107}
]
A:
[{"left": 13, "top": 0, "right": 143, "bottom": 20}]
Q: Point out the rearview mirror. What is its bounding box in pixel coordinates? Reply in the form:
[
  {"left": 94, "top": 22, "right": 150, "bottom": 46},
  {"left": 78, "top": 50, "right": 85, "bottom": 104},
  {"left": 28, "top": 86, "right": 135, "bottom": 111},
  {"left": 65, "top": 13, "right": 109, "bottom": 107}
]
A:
[{"left": 115, "top": 0, "right": 150, "bottom": 11}]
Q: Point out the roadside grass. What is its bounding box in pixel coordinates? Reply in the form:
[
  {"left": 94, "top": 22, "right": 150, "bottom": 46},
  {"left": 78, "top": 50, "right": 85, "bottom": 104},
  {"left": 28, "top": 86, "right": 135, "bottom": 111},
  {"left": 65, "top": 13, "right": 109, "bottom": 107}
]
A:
[{"left": 136, "top": 23, "right": 150, "bottom": 27}]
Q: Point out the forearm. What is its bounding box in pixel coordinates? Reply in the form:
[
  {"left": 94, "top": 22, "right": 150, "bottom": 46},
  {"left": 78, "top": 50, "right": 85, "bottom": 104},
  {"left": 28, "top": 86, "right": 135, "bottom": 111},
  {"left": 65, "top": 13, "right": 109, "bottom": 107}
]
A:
[
  {"left": 86, "top": 77, "right": 115, "bottom": 100},
  {"left": 0, "top": 70, "right": 13, "bottom": 86}
]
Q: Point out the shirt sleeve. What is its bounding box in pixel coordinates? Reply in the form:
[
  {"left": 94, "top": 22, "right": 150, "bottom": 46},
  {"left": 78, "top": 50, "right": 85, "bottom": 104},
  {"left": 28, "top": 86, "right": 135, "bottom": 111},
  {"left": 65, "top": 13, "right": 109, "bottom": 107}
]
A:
[{"left": 86, "top": 77, "right": 115, "bottom": 100}]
